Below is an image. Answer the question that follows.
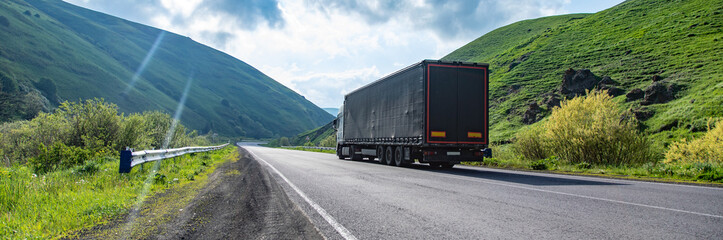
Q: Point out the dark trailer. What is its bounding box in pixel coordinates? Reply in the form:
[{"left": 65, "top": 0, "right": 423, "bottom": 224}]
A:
[{"left": 335, "top": 60, "right": 491, "bottom": 168}]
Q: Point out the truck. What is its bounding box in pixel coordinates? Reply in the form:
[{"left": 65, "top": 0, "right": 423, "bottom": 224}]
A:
[{"left": 334, "top": 60, "right": 491, "bottom": 168}]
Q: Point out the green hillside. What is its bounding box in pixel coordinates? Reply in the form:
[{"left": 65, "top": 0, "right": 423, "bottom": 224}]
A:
[
  {"left": 0, "top": 0, "right": 332, "bottom": 138},
  {"left": 443, "top": 0, "right": 723, "bottom": 144}
]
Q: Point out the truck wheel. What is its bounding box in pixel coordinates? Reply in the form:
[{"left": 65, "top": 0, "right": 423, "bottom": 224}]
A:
[
  {"left": 337, "top": 146, "right": 345, "bottom": 159},
  {"left": 350, "top": 146, "right": 362, "bottom": 161},
  {"left": 385, "top": 146, "right": 395, "bottom": 166},
  {"left": 377, "top": 146, "right": 386, "bottom": 164},
  {"left": 394, "top": 147, "right": 404, "bottom": 167}
]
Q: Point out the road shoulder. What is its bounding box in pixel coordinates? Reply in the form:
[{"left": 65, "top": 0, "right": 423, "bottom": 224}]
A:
[{"left": 71, "top": 147, "right": 322, "bottom": 239}]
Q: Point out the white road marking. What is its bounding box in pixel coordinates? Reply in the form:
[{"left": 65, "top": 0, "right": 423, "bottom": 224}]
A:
[
  {"left": 246, "top": 148, "right": 358, "bottom": 240},
  {"left": 435, "top": 171, "right": 723, "bottom": 219}
]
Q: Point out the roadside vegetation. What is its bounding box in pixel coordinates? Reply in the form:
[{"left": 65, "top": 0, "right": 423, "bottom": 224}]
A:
[
  {"left": 466, "top": 90, "right": 722, "bottom": 184},
  {"left": 0, "top": 99, "right": 234, "bottom": 239},
  {"left": 0, "top": 98, "right": 209, "bottom": 170}
]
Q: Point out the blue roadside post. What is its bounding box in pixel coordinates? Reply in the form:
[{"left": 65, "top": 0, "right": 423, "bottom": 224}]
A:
[{"left": 119, "top": 149, "right": 132, "bottom": 173}]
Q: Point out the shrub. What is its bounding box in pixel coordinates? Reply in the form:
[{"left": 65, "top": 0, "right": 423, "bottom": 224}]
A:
[
  {"left": 0, "top": 113, "right": 69, "bottom": 164},
  {"left": 544, "top": 90, "right": 651, "bottom": 165},
  {"left": 530, "top": 160, "right": 548, "bottom": 170},
  {"left": 28, "top": 142, "right": 90, "bottom": 174},
  {"left": 75, "top": 160, "right": 100, "bottom": 175},
  {"left": 58, "top": 99, "right": 121, "bottom": 151},
  {"left": 576, "top": 162, "right": 592, "bottom": 169},
  {"left": 319, "top": 134, "right": 336, "bottom": 148},
  {"left": 1, "top": 98, "right": 211, "bottom": 171},
  {"left": 279, "top": 137, "right": 290, "bottom": 146},
  {"left": 514, "top": 90, "right": 652, "bottom": 165},
  {"left": 141, "top": 111, "right": 172, "bottom": 149},
  {"left": 514, "top": 125, "right": 548, "bottom": 160},
  {"left": 664, "top": 118, "right": 723, "bottom": 164},
  {"left": 117, "top": 113, "right": 150, "bottom": 150}
]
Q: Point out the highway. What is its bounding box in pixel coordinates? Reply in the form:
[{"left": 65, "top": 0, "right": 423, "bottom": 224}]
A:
[{"left": 239, "top": 144, "right": 723, "bottom": 239}]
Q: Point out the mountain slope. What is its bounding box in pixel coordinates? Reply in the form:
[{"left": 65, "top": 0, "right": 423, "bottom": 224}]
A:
[
  {"left": 0, "top": 0, "right": 333, "bottom": 137},
  {"left": 443, "top": 0, "right": 723, "bottom": 143}
]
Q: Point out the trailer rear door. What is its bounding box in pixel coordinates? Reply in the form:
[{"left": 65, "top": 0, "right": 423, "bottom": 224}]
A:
[{"left": 426, "top": 64, "right": 488, "bottom": 144}]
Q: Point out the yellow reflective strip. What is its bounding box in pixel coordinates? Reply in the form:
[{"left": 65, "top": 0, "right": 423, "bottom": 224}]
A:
[
  {"left": 468, "top": 132, "right": 482, "bottom": 138},
  {"left": 431, "top": 131, "right": 446, "bottom": 138}
]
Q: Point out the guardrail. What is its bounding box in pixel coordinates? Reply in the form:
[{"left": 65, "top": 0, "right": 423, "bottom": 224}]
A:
[
  {"left": 119, "top": 143, "right": 229, "bottom": 173},
  {"left": 281, "top": 146, "right": 335, "bottom": 151}
]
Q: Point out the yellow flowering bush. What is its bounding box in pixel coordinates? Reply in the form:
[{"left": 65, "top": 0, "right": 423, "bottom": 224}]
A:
[{"left": 665, "top": 119, "right": 723, "bottom": 164}]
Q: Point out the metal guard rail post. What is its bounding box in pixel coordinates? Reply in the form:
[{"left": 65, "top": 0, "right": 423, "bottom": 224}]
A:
[{"left": 119, "top": 143, "right": 229, "bottom": 173}]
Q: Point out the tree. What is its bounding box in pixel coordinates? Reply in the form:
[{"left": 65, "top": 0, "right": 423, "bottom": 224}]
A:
[{"left": 279, "top": 137, "right": 290, "bottom": 146}]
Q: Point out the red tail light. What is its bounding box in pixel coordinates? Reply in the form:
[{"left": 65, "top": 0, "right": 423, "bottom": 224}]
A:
[{"left": 423, "top": 151, "right": 438, "bottom": 156}]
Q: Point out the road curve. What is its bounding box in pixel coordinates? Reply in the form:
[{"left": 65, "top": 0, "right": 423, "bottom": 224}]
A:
[{"left": 239, "top": 143, "right": 723, "bottom": 240}]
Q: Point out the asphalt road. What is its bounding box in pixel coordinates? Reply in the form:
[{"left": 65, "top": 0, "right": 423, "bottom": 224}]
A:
[{"left": 239, "top": 143, "right": 723, "bottom": 240}]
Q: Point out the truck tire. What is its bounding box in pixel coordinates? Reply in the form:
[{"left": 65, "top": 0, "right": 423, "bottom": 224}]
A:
[
  {"left": 350, "top": 146, "right": 362, "bottom": 161},
  {"left": 441, "top": 163, "right": 455, "bottom": 169},
  {"left": 337, "top": 146, "right": 345, "bottom": 159},
  {"left": 429, "top": 163, "right": 441, "bottom": 168},
  {"left": 377, "top": 146, "right": 386, "bottom": 164},
  {"left": 394, "top": 147, "right": 404, "bottom": 167},
  {"left": 385, "top": 146, "right": 395, "bottom": 166}
]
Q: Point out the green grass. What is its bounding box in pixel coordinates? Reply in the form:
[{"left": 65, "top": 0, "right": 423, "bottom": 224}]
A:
[
  {"left": 443, "top": 0, "right": 723, "bottom": 144},
  {"left": 0, "top": 145, "right": 236, "bottom": 239},
  {"left": 0, "top": 0, "right": 332, "bottom": 137}
]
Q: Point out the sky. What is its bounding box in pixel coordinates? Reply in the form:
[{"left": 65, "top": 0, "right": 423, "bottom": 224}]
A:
[{"left": 65, "top": 0, "right": 625, "bottom": 109}]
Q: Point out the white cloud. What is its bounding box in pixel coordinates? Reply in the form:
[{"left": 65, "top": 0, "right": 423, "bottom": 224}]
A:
[{"left": 159, "top": 0, "right": 202, "bottom": 17}]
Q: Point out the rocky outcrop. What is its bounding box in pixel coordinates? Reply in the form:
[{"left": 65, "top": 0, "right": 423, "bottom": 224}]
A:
[
  {"left": 597, "top": 76, "right": 625, "bottom": 96},
  {"left": 641, "top": 81, "right": 678, "bottom": 105},
  {"left": 631, "top": 107, "right": 654, "bottom": 121},
  {"left": 541, "top": 92, "right": 561, "bottom": 109},
  {"left": 522, "top": 102, "right": 543, "bottom": 124},
  {"left": 560, "top": 68, "right": 598, "bottom": 97},
  {"left": 626, "top": 88, "right": 645, "bottom": 101}
]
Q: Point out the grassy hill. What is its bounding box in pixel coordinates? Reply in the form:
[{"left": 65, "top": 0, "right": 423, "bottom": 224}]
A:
[
  {"left": 0, "top": 0, "right": 333, "bottom": 138},
  {"left": 290, "top": 0, "right": 722, "bottom": 148},
  {"left": 443, "top": 0, "right": 722, "bottom": 144}
]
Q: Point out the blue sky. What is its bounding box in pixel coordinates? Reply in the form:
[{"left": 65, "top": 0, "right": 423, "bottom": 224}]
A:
[{"left": 65, "top": 0, "right": 625, "bottom": 108}]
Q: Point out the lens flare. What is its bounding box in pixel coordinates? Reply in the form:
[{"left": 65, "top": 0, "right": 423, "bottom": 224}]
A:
[
  {"left": 163, "top": 74, "right": 195, "bottom": 149},
  {"left": 122, "top": 72, "right": 194, "bottom": 230},
  {"left": 123, "top": 31, "right": 166, "bottom": 94}
]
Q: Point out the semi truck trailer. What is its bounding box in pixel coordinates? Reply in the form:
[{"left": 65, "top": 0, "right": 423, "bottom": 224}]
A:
[{"left": 334, "top": 60, "right": 491, "bottom": 168}]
